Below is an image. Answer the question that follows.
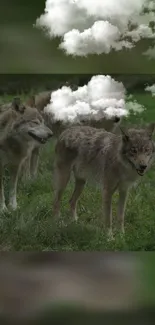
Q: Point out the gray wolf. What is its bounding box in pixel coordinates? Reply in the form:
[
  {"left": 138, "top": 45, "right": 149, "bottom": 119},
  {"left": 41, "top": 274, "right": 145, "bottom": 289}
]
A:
[
  {"left": 0, "top": 98, "right": 53, "bottom": 212},
  {"left": 53, "top": 123, "right": 155, "bottom": 240},
  {"left": 0, "top": 96, "right": 50, "bottom": 181}
]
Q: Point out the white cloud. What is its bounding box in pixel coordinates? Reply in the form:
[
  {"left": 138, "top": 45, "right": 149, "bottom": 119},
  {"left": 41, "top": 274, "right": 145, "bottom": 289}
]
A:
[
  {"left": 44, "top": 75, "right": 145, "bottom": 124},
  {"left": 35, "top": 0, "right": 155, "bottom": 57}
]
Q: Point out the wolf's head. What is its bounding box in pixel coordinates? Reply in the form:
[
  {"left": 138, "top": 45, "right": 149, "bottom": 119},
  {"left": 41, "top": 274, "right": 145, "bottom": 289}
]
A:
[
  {"left": 13, "top": 108, "right": 53, "bottom": 145},
  {"left": 120, "top": 123, "right": 155, "bottom": 176}
]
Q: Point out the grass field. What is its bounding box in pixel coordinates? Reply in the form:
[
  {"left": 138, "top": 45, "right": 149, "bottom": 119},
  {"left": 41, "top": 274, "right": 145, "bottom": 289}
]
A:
[{"left": 0, "top": 92, "right": 155, "bottom": 251}]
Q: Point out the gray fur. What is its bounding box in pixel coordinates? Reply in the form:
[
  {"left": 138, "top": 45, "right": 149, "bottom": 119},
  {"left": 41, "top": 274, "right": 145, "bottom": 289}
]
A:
[
  {"left": 0, "top": 100, "right": 53, "bottom": 211},
  {"left": 53, "top": 124, "right": 155, "bottom": 240}
]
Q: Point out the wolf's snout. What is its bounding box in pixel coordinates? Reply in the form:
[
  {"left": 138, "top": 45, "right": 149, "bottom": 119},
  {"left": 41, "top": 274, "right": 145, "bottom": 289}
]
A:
[
  {"left": 139, "top": 164, "right": 147, "bottom": 171},
  {"left": 136, "top": 163, "right": 147, "bottom": 176}
]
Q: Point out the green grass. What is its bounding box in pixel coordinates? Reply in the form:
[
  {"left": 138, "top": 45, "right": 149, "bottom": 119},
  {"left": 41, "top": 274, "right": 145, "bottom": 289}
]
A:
[{"left": 1, "top": 92, "right": 155, "bottom": 251}]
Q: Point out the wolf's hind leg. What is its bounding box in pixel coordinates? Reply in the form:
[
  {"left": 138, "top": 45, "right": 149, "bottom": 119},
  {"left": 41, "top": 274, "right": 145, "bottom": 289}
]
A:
[
  {"left": 102, "top": 186, "right": 115, "bottom": 241},
  {"left": 69, "top": 176, "right": 86, "bottom": 221},
  {"left": 52, "top": 161, "right": 72, "bottom": 218}
]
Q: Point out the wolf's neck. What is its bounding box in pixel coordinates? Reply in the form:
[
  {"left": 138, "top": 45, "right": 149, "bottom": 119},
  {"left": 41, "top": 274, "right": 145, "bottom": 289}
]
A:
[
  {"left": 5, "top": 133, "right": 29, "bottom": 156},
  {"left": 119, "top": 148, "right": 135, "bottom": 171}
]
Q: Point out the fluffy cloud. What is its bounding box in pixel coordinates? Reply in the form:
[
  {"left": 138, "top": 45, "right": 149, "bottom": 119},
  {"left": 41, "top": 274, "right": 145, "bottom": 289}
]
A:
[
  {"left": 35, "top": 0, "right": 155, "bottom": 57},
  {"left": 44, "top": 75, "right": 145, "bottom": 123}
]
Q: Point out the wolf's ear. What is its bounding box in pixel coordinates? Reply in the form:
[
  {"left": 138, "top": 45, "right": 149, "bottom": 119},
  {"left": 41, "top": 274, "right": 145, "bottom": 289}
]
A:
[
  {"left": 120, "top": 126, "right": 129, "bottom": 142},
  {"left": 26, "top": 95, "right": 36, "bottom": 108},
  {"left": 12, "top": 97, "right": 21, "bottom": 111},
  {"left": 146, "top": 123, "right": 155, "bottom": 138}
]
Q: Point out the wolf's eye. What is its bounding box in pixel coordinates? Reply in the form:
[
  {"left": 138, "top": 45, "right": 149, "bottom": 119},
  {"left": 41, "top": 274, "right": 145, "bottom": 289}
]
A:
[
  {"left": 145, "top": 148, "right": 151, "bottom": 154},
  {"left": 130, "top": 147, "right": 137, "bottom": 154}
]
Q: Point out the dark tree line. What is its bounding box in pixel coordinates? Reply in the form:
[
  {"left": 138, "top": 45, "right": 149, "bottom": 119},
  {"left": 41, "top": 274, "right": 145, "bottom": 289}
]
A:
[{"left": 0, "top": 74, "right": 155, "bottom": 95}]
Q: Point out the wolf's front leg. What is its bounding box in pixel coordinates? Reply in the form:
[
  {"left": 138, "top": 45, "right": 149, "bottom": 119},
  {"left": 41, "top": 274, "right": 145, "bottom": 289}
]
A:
[
  {"left": 117, "top": 185, "right": 129, "bottom": 235},
  {"left": 8, "top": 163, "right": 21, "bottom": 210},
  {"left": 21, "top": 155, "right": 31, "bottom": 181},
  {"left": 0, "top": 163, "right": 7, "bottom": 212},
  {"left": 30, "top": 147, "right": 40, "bottom": 179}
]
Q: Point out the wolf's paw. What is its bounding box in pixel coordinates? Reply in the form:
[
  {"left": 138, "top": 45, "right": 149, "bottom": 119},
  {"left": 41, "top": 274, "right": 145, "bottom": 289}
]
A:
[
  {"left": 58, "top": 219, "right": 67, "bottom": 227},
  {"left": 72, "top": 211, "right": 79, "bottom": 223},
  {"left": 8, "top": 202, "right": 18, "bottom": 211},
  {"left": 107, "top": 229, "right": 115, "bottom": 242}
]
